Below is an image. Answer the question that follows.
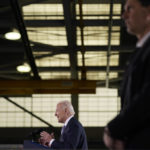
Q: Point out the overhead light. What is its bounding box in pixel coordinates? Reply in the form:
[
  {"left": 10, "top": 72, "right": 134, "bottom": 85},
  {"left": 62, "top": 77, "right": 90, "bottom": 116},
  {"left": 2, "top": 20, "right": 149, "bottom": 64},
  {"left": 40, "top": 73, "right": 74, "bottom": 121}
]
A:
[
  {"left": 4, "top": 29, "right": 21, "bottom": 40},
  {"left": 17, "top": 63, "right": 31, "bottom": 73}
]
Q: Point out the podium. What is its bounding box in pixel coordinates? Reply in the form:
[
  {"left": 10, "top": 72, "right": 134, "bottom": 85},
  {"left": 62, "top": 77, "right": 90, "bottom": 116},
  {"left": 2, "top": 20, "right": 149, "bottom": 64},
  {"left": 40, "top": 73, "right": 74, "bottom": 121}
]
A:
[{"left": 23, "top": 140, "right": 49, "bottom": 150}]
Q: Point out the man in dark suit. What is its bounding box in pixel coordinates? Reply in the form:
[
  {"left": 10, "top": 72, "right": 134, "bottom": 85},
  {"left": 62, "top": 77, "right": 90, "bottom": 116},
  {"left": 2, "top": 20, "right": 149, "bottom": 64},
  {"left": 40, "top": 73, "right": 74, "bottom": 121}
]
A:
[
  {"left": 103, "top": 0, "right": 150, "bottom": 149},
  {"left": 40, "top": 100, "right": 88, "bottom": 150}
]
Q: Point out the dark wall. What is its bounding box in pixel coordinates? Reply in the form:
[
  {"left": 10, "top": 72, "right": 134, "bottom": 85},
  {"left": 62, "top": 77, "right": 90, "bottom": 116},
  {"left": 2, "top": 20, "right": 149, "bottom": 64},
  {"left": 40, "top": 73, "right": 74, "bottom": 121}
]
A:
[{"left": 0, "top": 127, "right": 106, "bottom": 149}]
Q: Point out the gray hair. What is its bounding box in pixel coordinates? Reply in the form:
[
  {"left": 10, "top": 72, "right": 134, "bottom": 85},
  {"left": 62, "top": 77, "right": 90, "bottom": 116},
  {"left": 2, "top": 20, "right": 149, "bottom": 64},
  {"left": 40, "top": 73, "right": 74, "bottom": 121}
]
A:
[{"left": 59, "top": 100, "right": 75, "bottom": 115}]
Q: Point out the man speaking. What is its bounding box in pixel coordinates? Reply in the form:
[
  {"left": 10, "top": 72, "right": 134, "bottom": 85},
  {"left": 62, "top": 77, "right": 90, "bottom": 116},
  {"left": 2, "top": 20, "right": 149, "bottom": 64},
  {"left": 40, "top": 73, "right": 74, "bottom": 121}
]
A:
[{"left": 40, "top": 100, "right": 88, "bottom": 150}]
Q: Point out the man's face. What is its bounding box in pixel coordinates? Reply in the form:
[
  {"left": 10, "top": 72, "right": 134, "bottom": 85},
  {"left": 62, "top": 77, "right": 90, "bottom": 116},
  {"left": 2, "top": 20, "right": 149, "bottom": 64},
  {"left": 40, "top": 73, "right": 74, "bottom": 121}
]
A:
[
  {"left": 55, "top": 103, "right": 66, "bottom": 123},
  {"left": 122, "top": 0, "right": 150, "bottom": 38}
]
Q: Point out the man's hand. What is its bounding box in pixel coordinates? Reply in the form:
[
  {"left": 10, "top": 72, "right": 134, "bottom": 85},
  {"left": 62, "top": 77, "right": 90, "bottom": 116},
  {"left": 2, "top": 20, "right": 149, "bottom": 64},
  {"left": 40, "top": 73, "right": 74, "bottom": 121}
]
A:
[
  {"left": 103, "top": 127, "right": 125, "bottom": 150},
  {"left": 39, "top": 131, "right": 54, "bottom": 147}
]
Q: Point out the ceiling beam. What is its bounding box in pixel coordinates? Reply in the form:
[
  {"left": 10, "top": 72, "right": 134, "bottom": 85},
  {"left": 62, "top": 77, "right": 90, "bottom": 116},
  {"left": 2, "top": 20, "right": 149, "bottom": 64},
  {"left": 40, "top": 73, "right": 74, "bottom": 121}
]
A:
[
  {"left": 23, "top": 19, "right": 123, "bottom": 27},
  {"left": 0, "top": 80, "right": 96, "bottom": 94},
  {"left": 0, "top": 66, "right": 126, "bottom": 73},
  {"left": 0, "top": 45, "right": 134, "bottom": 53},
  {"left": 38, "top": 66, "right": 125, "bottom": 72},
  {"left": 0, "top": 19, "right": 123, "bottom": 28},
  {"left": 0, "top": 88, "right": 96, "bottom": 94},
  {"left": 32, "top": 45, "right": 134, "bottom": 53}
]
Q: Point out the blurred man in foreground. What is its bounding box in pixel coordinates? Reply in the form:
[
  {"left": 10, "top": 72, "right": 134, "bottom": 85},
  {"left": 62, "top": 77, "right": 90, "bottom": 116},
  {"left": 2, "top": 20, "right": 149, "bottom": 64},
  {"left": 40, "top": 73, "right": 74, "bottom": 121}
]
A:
[{"left": 103, "top": 0, "right": 150, "bottom": 149}]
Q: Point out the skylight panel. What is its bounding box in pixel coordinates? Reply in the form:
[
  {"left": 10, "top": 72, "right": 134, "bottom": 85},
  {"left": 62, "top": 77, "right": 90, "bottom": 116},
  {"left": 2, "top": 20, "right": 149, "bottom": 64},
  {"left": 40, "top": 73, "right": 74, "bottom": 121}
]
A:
[{"left": 23, "top": 4, "right": 64, "bottom": 20}]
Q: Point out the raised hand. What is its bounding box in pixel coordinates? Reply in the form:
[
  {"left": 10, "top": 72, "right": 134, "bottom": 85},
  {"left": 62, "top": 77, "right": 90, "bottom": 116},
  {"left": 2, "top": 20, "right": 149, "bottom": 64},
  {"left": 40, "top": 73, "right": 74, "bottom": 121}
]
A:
[{"left": 39, "top": 131, "right": 54, "bottom": 147}]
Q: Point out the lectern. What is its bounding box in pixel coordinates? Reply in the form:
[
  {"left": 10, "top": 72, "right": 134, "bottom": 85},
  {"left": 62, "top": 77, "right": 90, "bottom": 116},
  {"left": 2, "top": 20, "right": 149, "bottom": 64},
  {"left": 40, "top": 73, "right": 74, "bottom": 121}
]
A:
[{"left": 23, "top": 140, "right": 49, "bottom": 150}]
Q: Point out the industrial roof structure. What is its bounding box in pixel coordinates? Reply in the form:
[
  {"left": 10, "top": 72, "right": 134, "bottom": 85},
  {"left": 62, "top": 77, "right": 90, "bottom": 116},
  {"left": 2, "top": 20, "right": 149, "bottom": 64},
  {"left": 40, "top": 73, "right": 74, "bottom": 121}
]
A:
[
  {"left": 0, "top": 0, "right": 138, "bottom": 146},
  {"left": 0, "top": 0, "right": 137, "bottom": 89}
]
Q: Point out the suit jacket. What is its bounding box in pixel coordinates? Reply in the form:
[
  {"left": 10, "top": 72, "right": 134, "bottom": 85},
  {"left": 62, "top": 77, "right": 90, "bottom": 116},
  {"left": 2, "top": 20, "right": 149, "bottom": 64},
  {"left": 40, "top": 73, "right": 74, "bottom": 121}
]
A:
[
  {"left": 107, "top": 37, "right": 150, "bottom": 148},
  {"left": 51, "top": 117, "right": 88, "bottom": 150}
]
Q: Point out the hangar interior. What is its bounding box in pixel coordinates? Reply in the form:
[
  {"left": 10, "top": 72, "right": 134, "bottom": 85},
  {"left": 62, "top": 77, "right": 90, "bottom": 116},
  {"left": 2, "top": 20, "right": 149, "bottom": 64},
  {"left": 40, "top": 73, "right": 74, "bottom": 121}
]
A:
[{"left": 0, "top": 0, "right": 137, "bottom": 149}]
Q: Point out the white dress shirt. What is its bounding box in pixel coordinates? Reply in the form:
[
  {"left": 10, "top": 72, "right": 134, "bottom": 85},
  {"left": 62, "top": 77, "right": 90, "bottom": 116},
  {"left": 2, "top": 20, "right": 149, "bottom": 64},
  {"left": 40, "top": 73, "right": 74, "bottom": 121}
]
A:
[{"left": 136, "top": 31, "right": 150, "bottom": 48}]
